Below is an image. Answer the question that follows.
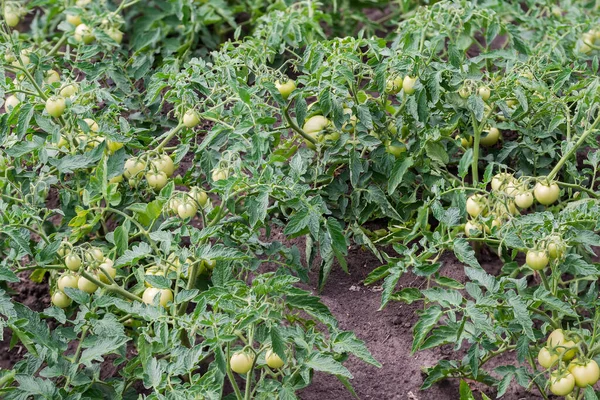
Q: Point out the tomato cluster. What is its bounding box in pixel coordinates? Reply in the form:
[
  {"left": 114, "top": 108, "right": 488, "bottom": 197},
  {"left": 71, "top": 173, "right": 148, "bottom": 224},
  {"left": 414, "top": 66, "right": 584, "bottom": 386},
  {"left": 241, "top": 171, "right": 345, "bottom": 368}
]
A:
[
  {"left": 537, "top": 329, "right": 600, "bottom": 396},
  {"left": 52, "top": 246, "right": 114, "bottom": 308},
  {"left": 230, "top": 347, "right": 288, "bottom": 375},
  {"left": 464, "top": 173, "right": 562, "bottom": 238}
]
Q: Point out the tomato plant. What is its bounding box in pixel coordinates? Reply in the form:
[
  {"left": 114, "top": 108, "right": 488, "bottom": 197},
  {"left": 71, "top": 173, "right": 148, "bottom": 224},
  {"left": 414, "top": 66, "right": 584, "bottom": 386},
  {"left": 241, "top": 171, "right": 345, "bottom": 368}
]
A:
[{"left": 2, "top": 0, "right": 600, "bottom": 399}]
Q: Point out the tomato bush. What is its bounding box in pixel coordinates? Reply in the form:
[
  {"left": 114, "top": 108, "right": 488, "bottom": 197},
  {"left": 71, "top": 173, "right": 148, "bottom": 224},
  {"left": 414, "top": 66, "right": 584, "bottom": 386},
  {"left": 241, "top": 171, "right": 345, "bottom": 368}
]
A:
[{"left": 2, "top": 0, "right": 600, "bottom": 399}]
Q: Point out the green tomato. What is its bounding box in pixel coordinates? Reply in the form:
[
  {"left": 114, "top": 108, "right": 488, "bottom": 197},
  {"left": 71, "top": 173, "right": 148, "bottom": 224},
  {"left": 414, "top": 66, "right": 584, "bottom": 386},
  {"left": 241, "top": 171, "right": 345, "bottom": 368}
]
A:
[
  {"left": 526, "top": 250, "right": 549, "bottom": 270},
  {"left": 105, "top": 28, "right": 123, "bottom": 44},
  {"left": 458, "top": 86, "right": 471, "bottom": 99},
  {"left": 303, "top": 115, "right": 329, "bottom": 134},
  {"left": 4, "top": 8, "right": 19, "bottom": 28},
  {"left": 52, "top": 291, "right": 72, "bottom": 308},
  {"left": 230, "top": 352, "right": 254, "bottom": 374},
  {"left": 265, "top": 349, "right": 285, "bottom": 369},
  {"left": 466, "top": 194, "right": 487, "bottom": 218},
  {"left": 60, "top": 83, "right": 79, "bottom": 97},
  {"left": 65, "top": 254, "right": 82, "bottom": 271},
  {"left": 386, "top": 76, "right": 403, "bottom": 95},
  {"left": 464, "top": 221, "right": 482, "bottom": 238},
  {"left": 124, "top": 158, "right": 146, "bottom": 179},
  {"left": 146, "top": 171, "right": 168, "bottom": 190},
  {"left": 183, "top": 109, "right": 200, "bottom": 128},
  {"left": 177, "top": 202, "right": 197, "bottom": 219},
  {"left": 152, "top": 154, "right": 175, "bottom": 177},
  {"left": 4, "top": 95, "right": 20, "bottom": 111},
  {"left": 190, "top": 187, "right": 208, "bottom": 207},
  {"left": 74, "top": 23, "right": 95, "bottom": 44},
  {"left": 45, "top": 97, "right": 66, "bottom": 118},
  {"left": 491, "top": 173, "right": 514, "bottom": 192},
  {"left": 478, "top": 86, "right": 491, "bottom": 101},
  {"left": 98, "top": 260, "right": 116, "bottom": 284},
  {"left": 549, "top": 370, "right": 575, "bottom": 396},
  {"left": 569, "top": 360, "right": 600, "bottom": 388},
  {"left": 386, "top": 142, "right": 406, "bottom": 157},
  {"left": 538, "top": 347, "right": 558, "bottom": 369},
  {"left": 480, "top": 127, "right": 500, "bottom": 147},
  {"left": 45, "top": 70, "right": 60, "bottom": 84},
  {"left": 534, "top": 182, "right": 560, "bottom": 205},
  {"left": 66, "top": 13, "right": 82, "bottom": 26},
  {"left": 142, "top": 287, "right": 173, "bottom": 307},
  {"left": 275, "top": 79, "right": 296, "bottom": 99},
  {"left": 402, "top": 76, "right": 417, "bottom": 95},
  {"left": 77, "top": 275, "right": 98, "bottom": 293},
  {"left": 514, "top": 191, "right": 534, "bottom": 209},
  {"left": 212, "top": 168, "right": 229, "bottom": 182},
  {"left": 107, "top": 140, "right": 123, "bottom": 153},
  {"left": 57, "top": 274, "right": 79, "bottom": 292}
]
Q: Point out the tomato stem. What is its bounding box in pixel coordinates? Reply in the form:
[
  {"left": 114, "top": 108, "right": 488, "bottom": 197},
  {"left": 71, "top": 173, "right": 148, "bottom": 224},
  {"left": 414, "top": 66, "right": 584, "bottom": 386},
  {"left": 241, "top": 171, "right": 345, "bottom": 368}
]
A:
[{"left": 547, "top": 112, "right": 600, "bottom": 181}]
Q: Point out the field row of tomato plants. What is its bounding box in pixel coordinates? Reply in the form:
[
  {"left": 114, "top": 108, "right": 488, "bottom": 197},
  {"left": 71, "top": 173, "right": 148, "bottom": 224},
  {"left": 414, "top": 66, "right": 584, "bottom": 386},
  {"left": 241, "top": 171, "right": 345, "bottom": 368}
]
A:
[{"left": 1, "top": 0, "right": 600, "bottom": 399}]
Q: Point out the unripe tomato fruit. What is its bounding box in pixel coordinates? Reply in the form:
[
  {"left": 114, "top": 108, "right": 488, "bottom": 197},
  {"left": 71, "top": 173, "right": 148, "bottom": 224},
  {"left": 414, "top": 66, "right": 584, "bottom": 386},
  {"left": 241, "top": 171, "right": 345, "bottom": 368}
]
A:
[
  {"left": 403, "top": 76, "right": 417, "bottom": 95},
  {"left": 526, "top": 250, "right": 549, "bottom": 270},
  {"left": 480, "top": 127, "right": 500, "bottom": 147},
  {"left": 534, "top": 182, "right": 560, "bottom": 205},
  {"left": 464, "top": 221, "right": 481, "bottom": 237},
  {"left": 107, "top": 140, "right": 123, "bottom": 152},
  {"left": 4, "top": 8, "right": 19, "bottom": 27},
  {"left": 89, "top": 248, "right": 104, "bottom": 262},
  {"left": 478, "top": 86, "right": 491, "bottom": 101},
  {"left": 177, "top": 202, "right": 197, "bottom": 219},
  {"left": 152, "top": 154, "right": 175, "bottom": 177},
  {"left": 83, "top": 118, "right": 99, "bottom": 132},
  {"left": 109, "top": 175, "right": 123, "bottom": 184},
  {"left": 538, "top": 347, "right": 558, "bottom": 369},
  {"left": 191, "top": 187, "right": 208, "bottom": 207},
  {"left": 65, "top": 254, "right": 82, "bottom": 271},
  {"left": 303, "top": 115, "right": 330, "bottom": 149},
  {"left": 265, "top": 349, "right": 285, "bottom": 369},
  {"left": 142, "top": 287, "right": 173, "bottom": 307},
  {"left": 466, "top": 194, "right": 486, "bottom": 218},
  {"left": 386, "top": 144, "right": 405, "bottom": 157},
  {"left": 549, "top": 371, "right": 575, "bottom": 396},
  {"left": 491, "top": 173, "right": 514, "bottom": 192},
  {"left": 183, "top": 110, "right": 200, "bottom": 128},
  {"left": 458, "top": 86, "right": 471, "bottom": 99},
  {"left": 124, "top": 158, "right": 146, "bottom": 179},
  {"left": 74, "top": 24, "right": 95, "bottom": 44},
  {"left": 98, "top": 261, "right": 116, "bottom": 284},
  {"left": 105, "top": 28, "right": 123, "bottom": 44},
  {"left": 57, "top": 274, "right": 79, "bottom": 292},
  {"left": 303, "top": 115, "right": 329, "bottom": 134},
  {"left": 4, "top": 95, "right": 19, "bottom": 111},
  {"left": 547, "top": 240, "right": 564, "bottom": 259},
  {"left": 204, "top": 259, "right": 216, "bottom": 271},
  {"left": 46, "top": 97, "right": 66, "bottom": 118},
  {"left": 514, "top": 191, "right": 534, "bottom": 208},
  {"left": 230, "top": 352, "right": 254, "bottom": 374},
  {"left": 146, "top": 171, "right": 168, "bottom": 190},
  {"left": 568, "top": 360, "right": 600, "bottom": 388},
  {"left": 386, "top": 76, "right": 403, "bottom": 95},
  {"left": 275, "top": 79, "right": 296, "bottom": 99},
  {"left": 169, "top": 197, "right": 182, "bottom": 214},
  {"left": 212, "top": 168, "right": 229, "bottom": 181},
  {"left": 547, "top": 329, "right": 577, "bottom": 360},
  {"left": 66, "top": 13, "right": 82, "bottom": 26},
  {"left": 52, "top": 291, "right": 72, "bottom": 308},
  {"left": 60, "top": 83, "right": 79, "bottom": 97},
  {"left": 78, "top": 275, "right": 98, "bottom": 293},
  {"left": 45, "top": 70, "right": 60, "bottom": 84}
]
